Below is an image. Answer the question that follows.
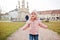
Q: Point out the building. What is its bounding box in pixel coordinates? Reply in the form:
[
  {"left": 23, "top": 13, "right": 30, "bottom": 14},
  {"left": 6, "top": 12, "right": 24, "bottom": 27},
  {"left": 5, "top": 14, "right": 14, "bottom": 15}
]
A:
[
  {"left": 18, "top": 0, "right": 30, "bottom": 21},
  {"left": 0, "top": 0, "right": 60, "bottom": 21},
  {"left": 8, "top": 8, "right": 18, "bottom": 21},
  {"left": 0, "top": 7, "right": 11, "bottom": 21},
  {"left": 2, "top": 0, "right": 30, "bottom": 22},
  {"left": 1, "top": 13, "right": 11, "bottom": 21},
  {"left": 37, "top": 10, "right": 60, "bottom": 21}
]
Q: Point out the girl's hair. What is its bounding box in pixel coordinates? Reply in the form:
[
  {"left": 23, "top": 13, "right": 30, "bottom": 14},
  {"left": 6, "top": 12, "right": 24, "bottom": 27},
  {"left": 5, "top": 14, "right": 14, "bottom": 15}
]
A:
[{"left": 28, "top": 10, "right": 39, "bottom": 21}]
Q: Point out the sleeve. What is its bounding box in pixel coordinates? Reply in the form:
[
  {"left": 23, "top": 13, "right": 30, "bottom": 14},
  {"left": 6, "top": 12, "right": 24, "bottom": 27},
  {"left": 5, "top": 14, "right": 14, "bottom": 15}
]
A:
[
  {"left": 20, "top": 20, "right": 30, "bottom": 30},
  {"left": 38, "top": 20, "right": 48, "bottom": 28},
  {"left": 38, "top": 20, "right": 42, "bottom": 22}
]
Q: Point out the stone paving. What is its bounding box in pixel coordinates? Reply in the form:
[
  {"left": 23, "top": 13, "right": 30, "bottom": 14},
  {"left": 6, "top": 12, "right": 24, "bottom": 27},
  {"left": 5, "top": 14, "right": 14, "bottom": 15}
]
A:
[{"left": 7, "top": 28, "right": 60, "bottom": 40}]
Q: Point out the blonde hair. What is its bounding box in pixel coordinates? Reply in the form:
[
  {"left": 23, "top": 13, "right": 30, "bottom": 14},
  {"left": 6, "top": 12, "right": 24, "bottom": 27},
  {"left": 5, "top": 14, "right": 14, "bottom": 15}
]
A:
[{"left": 29, "top": 10, "right": 39, "bottom": 21}]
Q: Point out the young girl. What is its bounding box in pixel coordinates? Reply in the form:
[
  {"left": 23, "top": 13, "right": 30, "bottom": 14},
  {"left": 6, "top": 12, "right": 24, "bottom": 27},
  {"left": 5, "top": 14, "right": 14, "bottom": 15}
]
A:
[{"left": 22, "top": 11, "right": 48, "bottom": 40}]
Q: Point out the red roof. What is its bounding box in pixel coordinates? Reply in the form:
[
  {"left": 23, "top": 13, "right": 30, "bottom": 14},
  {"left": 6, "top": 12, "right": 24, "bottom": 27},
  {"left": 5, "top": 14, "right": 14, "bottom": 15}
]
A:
[{"left": 37, "top": 10, "right": 60, "bottom": 14}]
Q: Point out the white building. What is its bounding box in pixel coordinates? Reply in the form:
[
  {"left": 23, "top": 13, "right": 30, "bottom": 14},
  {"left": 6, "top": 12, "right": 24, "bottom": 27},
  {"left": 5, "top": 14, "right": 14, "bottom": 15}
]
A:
[
  {"left": 8, "top": 9, "right": 18, "bottom": 21},
  {"left": 6, "top": 0, "right": 30, "bottom": 22},
  {"left": 1, "top": 13, "right": 11, "bottom": 21},
  {"left": 37, "top": 10, "right": 60, "bottom": 21},
  {"left": 18, "top": 0, "right": 30, "bottom": 21}
]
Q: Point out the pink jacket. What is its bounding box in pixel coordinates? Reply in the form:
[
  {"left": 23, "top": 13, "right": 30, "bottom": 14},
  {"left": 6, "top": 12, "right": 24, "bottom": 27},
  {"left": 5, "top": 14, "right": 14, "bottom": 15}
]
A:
[{"left": 23, "top": 20, "right": 47, "bottom": 35}]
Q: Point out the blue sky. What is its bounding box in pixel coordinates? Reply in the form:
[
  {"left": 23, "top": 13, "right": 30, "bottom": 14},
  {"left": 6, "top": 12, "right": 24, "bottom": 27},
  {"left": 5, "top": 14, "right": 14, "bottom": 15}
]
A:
[{"left": 0, "top": 0, "right": 60, "bottom": 13}]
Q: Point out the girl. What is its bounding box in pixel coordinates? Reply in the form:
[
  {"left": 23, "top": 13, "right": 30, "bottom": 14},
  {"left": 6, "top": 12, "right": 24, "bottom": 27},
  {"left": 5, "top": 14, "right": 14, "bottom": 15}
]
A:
[{"left": 22, "top": 11, "right": 48, "bottom": 40}]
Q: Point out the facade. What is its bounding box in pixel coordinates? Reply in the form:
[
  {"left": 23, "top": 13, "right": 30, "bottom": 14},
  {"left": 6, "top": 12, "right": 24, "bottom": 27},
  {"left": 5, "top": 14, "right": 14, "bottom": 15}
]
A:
[
  {"left": 18, "top": 0, "right": 29, "bottom": 21},
  {"left": 0, "top": 0, "right": 30, "bottom": 22},
  {"left": 8, "top": 9, "right": 18, "bottom": 21},
  {"left": 37, "top": 10, "right": 60, "bottom": 21},
  {"left": 8, "top": 0, "right": 30, "bottom": 22},
  {"left": 0, "top": 7, "right": 11, "bottom": 21}
]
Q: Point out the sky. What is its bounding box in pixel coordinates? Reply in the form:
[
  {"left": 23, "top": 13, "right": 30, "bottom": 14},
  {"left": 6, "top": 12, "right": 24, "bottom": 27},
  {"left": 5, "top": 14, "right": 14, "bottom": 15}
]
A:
[{"left": 0, "top": 0, "right": 60, "bottom": 13}]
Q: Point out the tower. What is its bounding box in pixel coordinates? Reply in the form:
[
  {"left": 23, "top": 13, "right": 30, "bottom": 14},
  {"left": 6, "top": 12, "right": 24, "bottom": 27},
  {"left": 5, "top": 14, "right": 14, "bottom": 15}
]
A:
[
  {"left": 22, "top": 0, "right": 25, "bottom": 8},
  {"left": 27, "top": 2, "right": 29, "bottom": 8},
  {"left": 18, "top": 0, "right": 20, "bottom": 9}
]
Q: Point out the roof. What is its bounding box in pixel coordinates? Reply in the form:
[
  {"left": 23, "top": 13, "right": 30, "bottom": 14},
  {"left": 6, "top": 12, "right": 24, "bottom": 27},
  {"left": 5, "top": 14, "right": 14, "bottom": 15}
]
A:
[
  {"left": 8, "top": 8, "right": 18, "bottom": 13},
  {"left": 37, "top": 10, "right": 60, "bottom": 14},
  {"left": 52, "top": 10, "right": 60, "bottom": 14}
]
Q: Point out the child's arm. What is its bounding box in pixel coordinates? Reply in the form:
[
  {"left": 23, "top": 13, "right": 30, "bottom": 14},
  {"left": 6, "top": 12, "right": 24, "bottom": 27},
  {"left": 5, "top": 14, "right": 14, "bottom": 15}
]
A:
[
  {"left": 39, "top": 21, "right": 48, "bottom": 29},
  {"left": 23, "top": 23, "right": 30, "bottom": 30},
  {"left": 21, "top": 20, "right": 30, "bottom": 30}
]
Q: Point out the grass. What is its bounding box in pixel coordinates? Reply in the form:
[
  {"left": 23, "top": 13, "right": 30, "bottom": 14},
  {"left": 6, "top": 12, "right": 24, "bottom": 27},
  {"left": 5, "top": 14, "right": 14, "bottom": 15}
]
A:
[
  {"left": 0, "top": 22, "right": 25, "bottom": 40},
  {"left": 0, "top": 21, "right": 60, "bottom": 40},
  {"left": 43, "top": 21, "right": 60, "bottom": 34}
]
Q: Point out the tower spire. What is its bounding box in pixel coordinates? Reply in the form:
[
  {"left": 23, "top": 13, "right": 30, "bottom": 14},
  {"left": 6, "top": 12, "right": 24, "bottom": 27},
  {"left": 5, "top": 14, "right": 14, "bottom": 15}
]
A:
[
  {"left": 27, "top": 2, "right": 29, "bottom": 8},
  {"left": 22, "top": 0, "right": 25, "bottom": 8},
  {"left": 18, "top": 0, "right": 20, "bottom": 9}
]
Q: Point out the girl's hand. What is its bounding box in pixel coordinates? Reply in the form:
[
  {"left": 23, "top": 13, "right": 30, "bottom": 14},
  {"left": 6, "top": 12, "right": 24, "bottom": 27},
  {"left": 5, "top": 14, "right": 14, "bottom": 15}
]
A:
[
  {"left": 43, "top": 26, "right": 48, "bottom": 29},
  {"left": 22, "top": 23, "right": 30, "bottom": 30},
  {"left": 23, "top": 28, "right": 26, "bottom": 30}
]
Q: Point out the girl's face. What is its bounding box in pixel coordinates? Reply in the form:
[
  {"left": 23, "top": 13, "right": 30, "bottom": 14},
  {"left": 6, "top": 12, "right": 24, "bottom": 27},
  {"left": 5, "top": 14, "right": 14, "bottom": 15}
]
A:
[{"left": 30, "top": 12, "right": 37, "bottom": 20}]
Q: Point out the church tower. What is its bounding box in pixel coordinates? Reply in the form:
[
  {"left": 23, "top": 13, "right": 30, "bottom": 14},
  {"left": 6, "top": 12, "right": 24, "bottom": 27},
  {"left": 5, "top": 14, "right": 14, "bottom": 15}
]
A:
[
  {"left": 18, "top": 0, "right": 20, "bottom": 9},
  {"left": 27, "top": 2, "right": 29, "bottom": 8},
  {"left": 22, "top": 0, "right": 25, "bottom": 8},
  {"left": 18, "top": 0, "right": 29, "bottom": 21}
]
